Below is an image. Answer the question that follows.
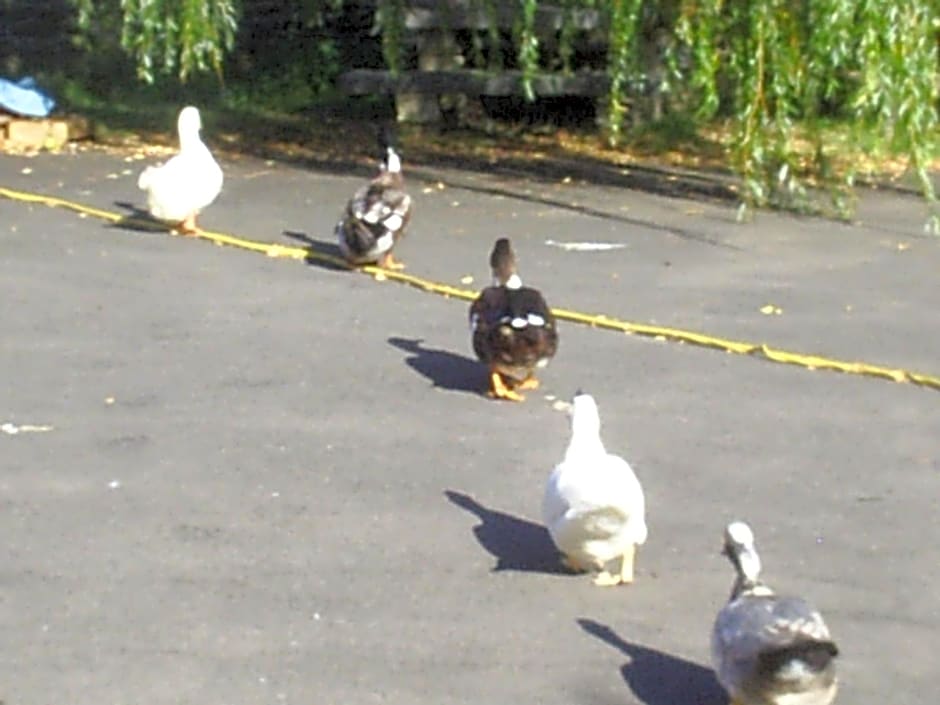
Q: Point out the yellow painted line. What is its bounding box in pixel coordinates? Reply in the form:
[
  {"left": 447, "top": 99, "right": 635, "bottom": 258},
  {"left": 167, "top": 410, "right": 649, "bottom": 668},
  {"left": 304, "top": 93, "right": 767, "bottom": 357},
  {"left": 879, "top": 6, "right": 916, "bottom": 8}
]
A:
[{"left": 3, "top": 185, "right": 938, "bottom": 392}]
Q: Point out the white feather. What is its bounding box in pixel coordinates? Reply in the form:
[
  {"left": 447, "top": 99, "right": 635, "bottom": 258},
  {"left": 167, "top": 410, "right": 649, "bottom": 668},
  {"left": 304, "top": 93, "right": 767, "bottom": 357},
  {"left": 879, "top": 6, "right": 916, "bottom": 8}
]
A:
[
  {"left": 527, "top": 313, "right": 545, "bottom": 326},
  {"left": 384, "top": 213, "right": 404, "bottom": 232},
  {"left": 138, "top": 106, "right": 222, "bottom": 223},
  {"left": 542, "top": 394, "right": 646, "bottom": 570},
  {"left": 385, "top": 147, "right": 402, "bottom": 174}
]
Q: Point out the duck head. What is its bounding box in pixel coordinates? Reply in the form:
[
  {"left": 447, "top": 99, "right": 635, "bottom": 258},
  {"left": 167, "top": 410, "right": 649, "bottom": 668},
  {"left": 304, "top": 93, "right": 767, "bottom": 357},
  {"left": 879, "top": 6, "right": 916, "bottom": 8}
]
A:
[
  {"left": 177, "top": 106, "right": 203, "bottom": 150},
  {"left": 490, "top": 238, "right": 521, "bottom": 289},
  {"left": 563, "top": 391, "right": 605, "bottom": 461},
  {"left": 569, "top": 391, "right": 601, "bottom": 436},
  {"left": 722, "top": 521, "right": 769, "bottom": 598}
]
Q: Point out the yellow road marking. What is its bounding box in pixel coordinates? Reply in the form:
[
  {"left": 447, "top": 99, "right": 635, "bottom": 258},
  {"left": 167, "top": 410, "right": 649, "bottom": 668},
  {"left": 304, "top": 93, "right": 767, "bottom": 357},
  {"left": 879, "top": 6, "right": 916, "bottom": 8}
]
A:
[{"left": 2, "top": 185, "right": 937, "bottom": 392}]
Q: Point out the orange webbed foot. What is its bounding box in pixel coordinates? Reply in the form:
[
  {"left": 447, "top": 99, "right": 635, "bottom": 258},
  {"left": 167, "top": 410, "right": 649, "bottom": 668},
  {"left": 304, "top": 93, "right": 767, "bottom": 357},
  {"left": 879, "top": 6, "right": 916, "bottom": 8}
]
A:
[
  {"left": 593, "top": 571, "right": 624, "bottom": 587},
  {"left": 176, "top": 213, "right": 201, "bottom": 236},
  {"left": 379, "top": 252, "right": 405, "bottom": 270},
  {"left": 517, "top": 376, "right": 540, "bottom": 391},
  {"left": 619, "top": 544, "right": 637, "bottom": 584},
  {"left": 487, "top": 370, "right": 525, "bottom": 402}
]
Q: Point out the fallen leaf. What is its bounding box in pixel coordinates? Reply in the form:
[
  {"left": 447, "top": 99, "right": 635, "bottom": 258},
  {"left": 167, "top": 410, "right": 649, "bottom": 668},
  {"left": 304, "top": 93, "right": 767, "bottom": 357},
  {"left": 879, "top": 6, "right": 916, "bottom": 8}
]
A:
[{"left": 760, "top": 304, "right": 783, "bottom": 315}]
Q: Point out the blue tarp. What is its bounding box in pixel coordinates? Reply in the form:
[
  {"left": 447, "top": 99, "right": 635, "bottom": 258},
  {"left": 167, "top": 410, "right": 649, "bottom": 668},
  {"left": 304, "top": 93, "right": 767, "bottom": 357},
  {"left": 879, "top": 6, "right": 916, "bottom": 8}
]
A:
[{"left": 0, "top": 76, "right": 56, "bottom": 118}]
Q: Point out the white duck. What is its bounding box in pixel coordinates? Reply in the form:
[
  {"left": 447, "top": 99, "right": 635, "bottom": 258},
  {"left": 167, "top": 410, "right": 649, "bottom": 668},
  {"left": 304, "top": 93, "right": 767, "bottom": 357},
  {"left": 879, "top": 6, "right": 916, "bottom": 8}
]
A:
[
  {"left": 138, "top": 106, "right": 223, "bottom": 234},
  {"left": 712, "top": 522, "right": 839, "bottom": 705},
  {"left": 542, "top": 392, "right": 647, "bottom": 586}
]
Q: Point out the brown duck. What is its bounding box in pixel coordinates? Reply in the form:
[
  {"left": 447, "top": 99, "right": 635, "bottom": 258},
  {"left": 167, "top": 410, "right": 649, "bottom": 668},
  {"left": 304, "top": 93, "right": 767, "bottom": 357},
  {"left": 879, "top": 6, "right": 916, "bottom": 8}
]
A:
[{"left": 469, "top": 238, "right": 559, "bottom": 401}]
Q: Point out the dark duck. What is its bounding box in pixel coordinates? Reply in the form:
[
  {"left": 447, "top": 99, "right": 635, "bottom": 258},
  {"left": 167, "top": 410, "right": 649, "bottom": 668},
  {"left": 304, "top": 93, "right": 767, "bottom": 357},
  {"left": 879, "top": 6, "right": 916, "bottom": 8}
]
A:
[
  {"left": 469, "top": 238, "right": 558, "bottom": 402},
  {"left": 335, "top": 127, "right": 412, "bottom": 270}
]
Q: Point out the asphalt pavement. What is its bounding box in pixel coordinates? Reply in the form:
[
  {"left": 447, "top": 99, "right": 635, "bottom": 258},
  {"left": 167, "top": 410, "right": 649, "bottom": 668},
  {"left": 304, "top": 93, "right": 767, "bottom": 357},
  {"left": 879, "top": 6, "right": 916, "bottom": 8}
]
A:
[{"left": 1, "top": 145, "right": 938, "bottom": 705}]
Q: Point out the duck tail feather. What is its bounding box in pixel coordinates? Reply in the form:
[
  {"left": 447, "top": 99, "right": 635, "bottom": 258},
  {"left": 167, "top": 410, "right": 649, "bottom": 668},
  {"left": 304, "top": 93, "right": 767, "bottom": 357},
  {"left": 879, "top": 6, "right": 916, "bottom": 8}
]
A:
[
  {"left": 757, "top": 640, "right": 839, "bottom": 678},
  {"left": 138, "top": 166, "right": 155, "bottom": 191}
]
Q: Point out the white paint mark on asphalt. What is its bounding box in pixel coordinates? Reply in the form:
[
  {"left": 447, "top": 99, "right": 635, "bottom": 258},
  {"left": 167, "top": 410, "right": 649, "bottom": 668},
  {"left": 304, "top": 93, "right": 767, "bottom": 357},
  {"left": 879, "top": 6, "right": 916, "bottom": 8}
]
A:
[
  {"left": 545, "top": 239, "right": 626, "bottom": 251},
  {"left": 2, "top": 421, "right": 54, "bottom": 435}
]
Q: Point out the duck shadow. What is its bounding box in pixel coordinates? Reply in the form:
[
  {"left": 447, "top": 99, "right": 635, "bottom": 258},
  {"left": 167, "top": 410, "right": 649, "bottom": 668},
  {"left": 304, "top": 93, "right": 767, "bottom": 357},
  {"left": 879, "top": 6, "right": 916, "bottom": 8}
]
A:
[
  {"left": 283, "top": 230, "right": 351, "bottom": 271},
  {"left": 111, "top": 201, "right": 169, "bottom": 233},
  {"left": 445, "top": 490, "right": 567, "bottom": 574},
  {"left": 388, "top": 337, "right": 484, "bottom": 395},
  {"left": 578, "top": 618, "right": 726, "bottom": 705}
]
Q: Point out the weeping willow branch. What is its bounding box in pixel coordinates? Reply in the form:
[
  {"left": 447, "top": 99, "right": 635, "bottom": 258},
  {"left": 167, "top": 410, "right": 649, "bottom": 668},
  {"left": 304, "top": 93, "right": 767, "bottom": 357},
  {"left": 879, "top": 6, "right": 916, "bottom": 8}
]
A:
[
  {"left": 678, "top": 0, "right": 939, "bottom": 225},
  {"left": 675, "top": 0, "right": 723, "bottom": 121},
  {"left": 107, "top": 0, "right": 238, "bottom": 84},
  {"left": 605, "top": 0, "right": 643, "bottom": 145},
  {"left": 375, "top": 0, "right": 407, "bottom": 76},
  {"left": 67, "top": 0, "right": 940, "bottom": 225},
  {"left": 853, "top": 0, "right": 939, "bottom": 230},
  {"left": 516, "top": 0, "right": 541, "bottom": 101}
]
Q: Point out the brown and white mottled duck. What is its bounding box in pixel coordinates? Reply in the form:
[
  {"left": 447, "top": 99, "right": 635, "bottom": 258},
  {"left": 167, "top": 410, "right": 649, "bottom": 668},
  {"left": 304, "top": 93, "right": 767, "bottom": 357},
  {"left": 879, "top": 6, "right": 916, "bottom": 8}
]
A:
[{"left": 335, "top": 127, "right": 412, "bottom": 270}]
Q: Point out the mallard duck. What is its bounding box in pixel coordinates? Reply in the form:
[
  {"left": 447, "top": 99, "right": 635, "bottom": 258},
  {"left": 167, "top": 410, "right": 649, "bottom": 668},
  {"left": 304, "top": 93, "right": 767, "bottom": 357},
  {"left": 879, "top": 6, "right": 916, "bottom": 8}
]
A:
[
  {"left": 542, "top": 392, "right": 647, "bottom": 586},
  {"left": 712, "top": 522, "right": 839, "bottom": 705},
  {"left": 469, "top": 238, "right": 558, "bottom": 402},
  {"left": 137, "top": 106, "right": 223, "bottom": 235},
  {"left": 335, "top": 127, "right": 412, "bottom": 270}
]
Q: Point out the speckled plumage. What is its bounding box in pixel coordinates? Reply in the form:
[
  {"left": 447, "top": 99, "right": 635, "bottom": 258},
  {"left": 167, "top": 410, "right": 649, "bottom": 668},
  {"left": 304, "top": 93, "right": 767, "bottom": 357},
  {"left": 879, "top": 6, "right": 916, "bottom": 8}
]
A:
[
  {"left": 336, "top": 128, "right": 412, "bottom": 267},
  {"left": 712, "top": 522, "right": 839, "bottom": 705}
]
